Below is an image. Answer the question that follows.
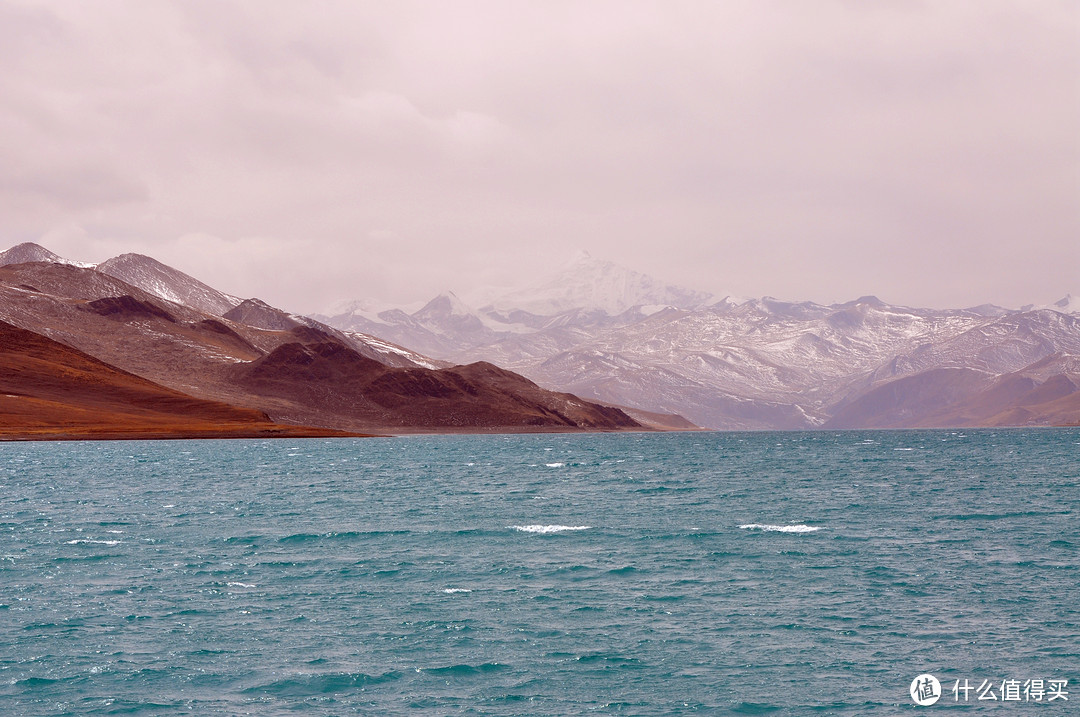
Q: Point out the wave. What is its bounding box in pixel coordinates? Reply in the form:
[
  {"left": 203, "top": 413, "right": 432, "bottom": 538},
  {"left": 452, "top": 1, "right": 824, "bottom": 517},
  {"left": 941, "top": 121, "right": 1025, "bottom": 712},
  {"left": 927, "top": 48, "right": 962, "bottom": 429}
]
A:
[
  {"left": 544, "top": 462, "right": 565, "bottom": 467},
  {"left": 65, "top": 539, "right": 121, "bottom": 545},
  {"left": 739, "top": 523, "right": 822, "bottom": 533},
  {"left": 277, "top": 530, "right": 409, "bottom": 543},
  {"left": 243, "top": 670, "right": 402, "bottom": 696},
  {"left": 422, "top": 662, "right": 507, "bottom": 677},
  {"left": 509, "top": 525, "right": 591, "bottom": 534},
  {"left": 442, "top": 588, "right": 472, "bottom": 594}
]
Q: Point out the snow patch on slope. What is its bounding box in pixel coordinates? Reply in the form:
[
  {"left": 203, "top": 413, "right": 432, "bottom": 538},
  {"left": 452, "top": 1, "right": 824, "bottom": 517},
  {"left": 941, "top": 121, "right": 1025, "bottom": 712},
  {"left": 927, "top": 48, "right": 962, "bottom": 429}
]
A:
[
  {"left": 0, "top": 242, "right": 94, "bottom": 268},
  {"left": 96, "top": 254, "right": 241, "bottom": 316}
]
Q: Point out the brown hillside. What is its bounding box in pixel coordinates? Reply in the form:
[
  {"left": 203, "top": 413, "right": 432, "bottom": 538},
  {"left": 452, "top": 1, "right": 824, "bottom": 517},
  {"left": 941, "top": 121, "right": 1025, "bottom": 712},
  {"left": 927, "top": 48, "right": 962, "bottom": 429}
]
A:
[
  {"left": 0, "top": 262, "right": 641, "bottom": 434},
  {"left": 0, "top": 321, "right": 366, "bottom": 440},
  {"left": 231, "top": 341, "right": 641, "bottom": 430}
]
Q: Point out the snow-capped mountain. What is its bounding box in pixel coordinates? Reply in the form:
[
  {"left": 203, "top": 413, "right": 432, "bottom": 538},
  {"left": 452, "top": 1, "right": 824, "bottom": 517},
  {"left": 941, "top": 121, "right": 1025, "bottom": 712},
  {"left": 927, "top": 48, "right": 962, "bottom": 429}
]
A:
[
  {"left": 319, "top": 256, "right": 1080, "bottom": 430},
  {"left": 323, "top": 297, "right": 425, "bottom": 326},
  {"left": 477, "top": 250, "right": 713, "bottom": 315},
  {"left": 1050, "top": 294, "right": 1079, "bottom": 314},
  {"left": 514, "top": 300, "right": 1080, "bottom": 429},
  {"left": 96, "top": 253, "right": 242, "bottom": 317},
  {"left": 412, "top": 292, "right": 491, "bottom": 335},
  {"left": 0, "top": 242, "right": 94, "bottom": 269},
  {"left": 0, "top": 243, "right": 440, "bottom": 371},
  {"left": 5, "top": 240, "right": 1076, "bottom": 430}
]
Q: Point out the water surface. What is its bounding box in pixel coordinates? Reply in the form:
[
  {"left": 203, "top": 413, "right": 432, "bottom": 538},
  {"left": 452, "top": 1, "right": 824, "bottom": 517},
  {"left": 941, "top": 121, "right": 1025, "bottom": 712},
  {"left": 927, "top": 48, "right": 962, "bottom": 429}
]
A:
[{"left": 2, "top": 430, "right": 1077, "bottom": 714}]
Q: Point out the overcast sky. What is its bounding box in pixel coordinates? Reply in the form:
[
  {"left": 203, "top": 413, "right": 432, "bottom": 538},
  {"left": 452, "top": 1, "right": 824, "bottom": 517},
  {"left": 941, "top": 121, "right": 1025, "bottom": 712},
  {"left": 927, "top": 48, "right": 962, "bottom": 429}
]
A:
[{"left": 1, "top": 0, "right": 1077, "bottom": 312}]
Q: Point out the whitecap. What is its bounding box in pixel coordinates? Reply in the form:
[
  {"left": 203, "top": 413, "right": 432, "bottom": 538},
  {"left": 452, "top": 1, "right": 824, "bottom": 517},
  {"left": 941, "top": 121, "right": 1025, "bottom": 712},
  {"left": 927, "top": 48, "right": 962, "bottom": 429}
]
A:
[
  {"left": 739, "top": 523, "right": 822, "bottom": 533},
  {"left": 65, "top": 539, "right": 121, "bottom": 545},
  {"left": 510, "top": 524, "right": 591, "bottom": 534},
  {"left": 545, "top": 462, "right": 565, "bottom": 468},
  {"left": 226, "top": 582, "right": 256, "bottom": 588},
  {"left": 442, "top": 588, "right": 471, "bottom": 594}
]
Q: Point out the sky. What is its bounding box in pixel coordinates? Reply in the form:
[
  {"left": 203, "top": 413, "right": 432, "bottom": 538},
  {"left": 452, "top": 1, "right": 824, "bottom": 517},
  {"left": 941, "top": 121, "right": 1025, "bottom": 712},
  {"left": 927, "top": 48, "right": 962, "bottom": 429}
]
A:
[{"left": 1, "top": 0, "right": 1077, "bottom": 313}]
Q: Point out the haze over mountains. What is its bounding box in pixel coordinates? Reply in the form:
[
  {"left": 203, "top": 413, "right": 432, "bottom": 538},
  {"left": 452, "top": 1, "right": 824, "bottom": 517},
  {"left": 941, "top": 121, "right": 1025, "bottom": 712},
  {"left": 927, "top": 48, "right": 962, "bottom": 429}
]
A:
[
  {"left": 315, "top": 251, "right": 1080, "bottom": 430},
  {"left": 2, "top": 241, "right": 1078, "bottom": 433}
]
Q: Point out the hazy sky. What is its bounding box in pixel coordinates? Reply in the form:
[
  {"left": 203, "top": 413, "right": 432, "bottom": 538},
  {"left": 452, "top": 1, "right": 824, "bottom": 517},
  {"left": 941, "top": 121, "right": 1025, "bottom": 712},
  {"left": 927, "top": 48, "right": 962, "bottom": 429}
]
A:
[{"left": 1, "top": 0, "right": 1077, "bottom": 312}]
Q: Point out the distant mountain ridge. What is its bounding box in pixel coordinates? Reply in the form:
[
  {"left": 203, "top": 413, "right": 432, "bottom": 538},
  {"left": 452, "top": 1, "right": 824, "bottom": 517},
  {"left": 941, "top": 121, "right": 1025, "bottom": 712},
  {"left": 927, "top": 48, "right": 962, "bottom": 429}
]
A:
[
  {"left": 4, "top": 241, "right": 1076, "bottom": 431},
  {"left": 317, "top": 253, "right": 1080, "bottom": 430}
]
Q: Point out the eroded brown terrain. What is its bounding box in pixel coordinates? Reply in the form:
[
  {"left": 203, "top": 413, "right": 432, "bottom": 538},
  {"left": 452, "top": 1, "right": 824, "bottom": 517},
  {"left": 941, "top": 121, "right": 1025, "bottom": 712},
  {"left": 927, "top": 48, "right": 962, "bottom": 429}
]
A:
[
  {"left": 0, "top": 261, "right": 643, "bottom": 438},
  {"left": 0, "top": 320, "right": 368, "bottom": 440}
]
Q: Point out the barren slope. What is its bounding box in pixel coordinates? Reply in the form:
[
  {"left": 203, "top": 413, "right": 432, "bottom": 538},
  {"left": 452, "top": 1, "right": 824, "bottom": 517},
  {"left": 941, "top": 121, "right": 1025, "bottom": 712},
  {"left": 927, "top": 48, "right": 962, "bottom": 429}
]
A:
[
  {"left": 0, "top": 321, "right": 363, "bottom": 440},
  {"left": 0, "top": 261, "right": 641, "bottom": 434}
]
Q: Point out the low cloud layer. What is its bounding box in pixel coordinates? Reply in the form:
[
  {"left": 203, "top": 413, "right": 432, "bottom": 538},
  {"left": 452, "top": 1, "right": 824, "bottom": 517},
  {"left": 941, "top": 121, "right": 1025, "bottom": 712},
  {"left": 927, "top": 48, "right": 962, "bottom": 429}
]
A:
[{"left": 2, "top": 0, "right": 1077, "bottom": 311}]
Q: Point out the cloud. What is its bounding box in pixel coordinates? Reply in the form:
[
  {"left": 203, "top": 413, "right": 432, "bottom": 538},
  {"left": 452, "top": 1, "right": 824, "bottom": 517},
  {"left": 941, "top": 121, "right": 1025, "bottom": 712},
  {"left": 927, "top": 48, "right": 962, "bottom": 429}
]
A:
[{"left": 0, "top": 0, "right": 1076, "bottom": 310}]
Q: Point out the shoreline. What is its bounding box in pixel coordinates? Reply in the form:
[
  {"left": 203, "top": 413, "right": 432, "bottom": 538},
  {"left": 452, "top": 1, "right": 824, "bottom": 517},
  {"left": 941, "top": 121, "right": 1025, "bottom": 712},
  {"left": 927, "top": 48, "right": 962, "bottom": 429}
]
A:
[
  {"left": 0, "top": 421, "right": 702, "bottom": 442},
  {"left": 4, "top": 422, "right": 1076, "bottom": 443},
  {"left": 0, "top": 424, "right": 379, "bottom": 442}
]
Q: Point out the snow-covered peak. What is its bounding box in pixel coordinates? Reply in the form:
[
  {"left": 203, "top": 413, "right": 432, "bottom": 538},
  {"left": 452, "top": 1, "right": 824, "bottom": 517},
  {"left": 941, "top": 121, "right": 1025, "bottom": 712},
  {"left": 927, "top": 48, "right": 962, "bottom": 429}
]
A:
[
  {"left": 1022, "top": 294, "right": 1080, "bottom": 315},
  {"left": 412, "top": 291, "right": 490, "bottom": 331},
  {"left": 416, "top": 291, "right": 474, "bottom": 318},
  {"left": 963, "top": 303, "right": 1011, "bottom": 317},
  {"left": 710, "top": 295, "right": 751, "bottom": 309},
  {"left": 96, "top": 253, "right": 241, "bottom": 316},
  {"left": 0, "top": 242, "right": 94, "bottom": 268},
  {"left": 483, "top": 251, "right": 713, "bottom": 316},
  {"left": 1053, "top": 294, "right": 1079, "bottom": 314}
]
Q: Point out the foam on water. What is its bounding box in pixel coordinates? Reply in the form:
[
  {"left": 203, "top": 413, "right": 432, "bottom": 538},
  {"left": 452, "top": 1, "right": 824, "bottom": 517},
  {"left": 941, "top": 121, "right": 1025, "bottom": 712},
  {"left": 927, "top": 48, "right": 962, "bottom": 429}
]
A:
[
  {"left": 442, "top": 588, "right": 472, "bottom": 594},
  {"left": 509, "top": 524, "right": 591, "bottom": 534},
  {"left": 739, "top": 523, "right": 822, "bottom": 533},
  {"left": 65, "top": 539, "right": 121, "bottom": 545}
]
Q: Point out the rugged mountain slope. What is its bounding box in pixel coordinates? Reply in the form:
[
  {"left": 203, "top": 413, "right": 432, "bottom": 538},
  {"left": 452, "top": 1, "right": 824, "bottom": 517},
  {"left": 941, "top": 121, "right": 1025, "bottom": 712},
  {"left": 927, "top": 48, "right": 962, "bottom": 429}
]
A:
[
  {"left": 827, "top": 354, "right": 1080, "bottom": 429},
  {"left": 232, "top": 342, "right": 637, "bottom": 430},
  {"left": 7, "top": 241, "right": 1074, "bottom": 430},
  {"left": 223, "top": 298, "right": 304, "bottom": 330},
  {"left": 0, "top": 242, "right": 93, "bottom": 269},
  {"left": 0, "top": 320, "right": 358, "bottom": 440},
  {"left": 0, "top": 255, "right": 641, "bottom": 434},
  {"left": 96, "top": 253, "right": 241, "bottom": 316}
]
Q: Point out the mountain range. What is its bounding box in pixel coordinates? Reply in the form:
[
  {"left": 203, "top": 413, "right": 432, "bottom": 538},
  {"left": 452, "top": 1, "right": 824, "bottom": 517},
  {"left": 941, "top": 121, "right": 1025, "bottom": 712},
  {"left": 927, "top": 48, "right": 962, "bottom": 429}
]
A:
[
  {"left": 3, "top": 241, "right": 1077, "bottom": 433},
  {"left": 0, "top": 243, "right": 645, "bottom": 439},
  {"left": 314, "top": 252, "right": 1080, "bottom": 430}
]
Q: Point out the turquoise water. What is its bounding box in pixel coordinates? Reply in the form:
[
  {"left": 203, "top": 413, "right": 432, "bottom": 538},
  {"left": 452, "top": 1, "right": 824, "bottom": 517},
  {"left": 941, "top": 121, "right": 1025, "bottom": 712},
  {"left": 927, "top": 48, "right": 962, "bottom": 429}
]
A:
[{"left": 1, "top": 430, "right": 1077, "bottom": 715}]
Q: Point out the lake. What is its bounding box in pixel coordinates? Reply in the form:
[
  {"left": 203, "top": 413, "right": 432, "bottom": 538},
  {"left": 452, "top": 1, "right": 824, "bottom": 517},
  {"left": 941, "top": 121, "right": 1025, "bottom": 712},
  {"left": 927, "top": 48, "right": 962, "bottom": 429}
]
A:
[{"left": 2, "top": 430, "right": 1077, "bottom": 714}]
